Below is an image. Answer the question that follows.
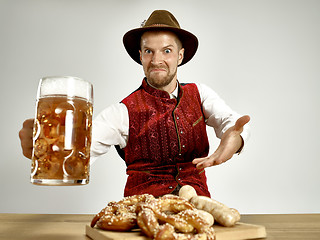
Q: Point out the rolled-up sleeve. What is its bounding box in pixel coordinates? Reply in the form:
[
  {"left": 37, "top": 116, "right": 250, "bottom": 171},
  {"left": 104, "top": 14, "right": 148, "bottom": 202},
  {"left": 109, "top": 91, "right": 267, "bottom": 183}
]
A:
[{"left": 196, "top": 83, "right": 250, "bottom": 150}]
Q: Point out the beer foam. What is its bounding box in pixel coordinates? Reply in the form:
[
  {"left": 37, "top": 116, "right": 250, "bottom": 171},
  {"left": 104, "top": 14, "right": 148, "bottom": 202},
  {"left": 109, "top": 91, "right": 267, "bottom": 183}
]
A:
[{"left": 38, "top": 76, "right": 93, "bottom": 102}]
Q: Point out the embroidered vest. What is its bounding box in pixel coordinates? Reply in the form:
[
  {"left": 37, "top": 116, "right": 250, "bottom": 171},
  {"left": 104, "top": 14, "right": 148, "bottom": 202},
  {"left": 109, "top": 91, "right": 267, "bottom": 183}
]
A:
[{"left": 120, "top": 79, "right": 210, "bottom": 197}]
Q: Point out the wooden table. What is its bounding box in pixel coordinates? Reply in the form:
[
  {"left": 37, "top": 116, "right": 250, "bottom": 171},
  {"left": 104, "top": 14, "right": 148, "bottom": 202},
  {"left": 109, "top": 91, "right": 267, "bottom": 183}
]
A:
[{"left": 0, "top": 213, "right": 319, "bottom": 239}]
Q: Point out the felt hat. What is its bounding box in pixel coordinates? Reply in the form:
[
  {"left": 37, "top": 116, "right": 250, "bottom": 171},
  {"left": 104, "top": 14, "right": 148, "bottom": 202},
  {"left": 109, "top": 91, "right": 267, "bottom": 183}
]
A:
[{"left": 123, "top": 10, "right": 198, "bottom": 66}]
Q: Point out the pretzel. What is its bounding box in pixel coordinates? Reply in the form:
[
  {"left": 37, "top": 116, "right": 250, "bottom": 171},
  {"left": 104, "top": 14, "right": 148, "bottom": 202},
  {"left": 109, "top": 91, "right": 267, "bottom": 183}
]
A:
[
  {"left": 155, "top": 222, "right": 215, "bottom": 240},
  {"left": 196, "top": 209, "right": 214, "bottom": 227},
  {"left": 91, "top": 194, "right": 215, "bottom": 239},
  {"left": 137, "top": 194, "right": 215, "bottom": 240},
  {"left": 179, "top": 185, "right": 240, "bottom": 227},
  {"left": 90, "top": 194, "right": 155, "bottom": 231}
]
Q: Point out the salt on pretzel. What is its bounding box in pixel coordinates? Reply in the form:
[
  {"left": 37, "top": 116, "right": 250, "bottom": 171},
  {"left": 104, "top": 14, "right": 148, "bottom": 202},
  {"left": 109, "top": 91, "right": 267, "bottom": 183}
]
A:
[
  {"left": 137, "top": 194, "right": 215, "bottom": 240},
  {"left": 179, "top": 185, "right": 240, "bottom": 227},
  {"left": 196, "top": 209, "right": 215, "bottom": 227},
  {"left": 90, "top": 194, "right": 155, "bottom": 231},
  {"left": 137, "top": 195, "right": 195, "bottom": 234},
  {"left": 91, "top": 193, "right": 216, "bottom": 239}
]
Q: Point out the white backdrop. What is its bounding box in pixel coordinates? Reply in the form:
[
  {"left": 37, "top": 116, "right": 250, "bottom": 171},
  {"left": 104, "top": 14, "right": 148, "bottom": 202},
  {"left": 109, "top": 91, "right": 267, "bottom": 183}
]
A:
[{"left": 1, "top": 0, "right": 319, "bottom": 214}]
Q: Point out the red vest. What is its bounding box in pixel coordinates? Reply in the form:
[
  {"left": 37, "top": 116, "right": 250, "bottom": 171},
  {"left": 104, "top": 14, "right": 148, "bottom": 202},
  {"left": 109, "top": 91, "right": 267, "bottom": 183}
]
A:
[{"left": 120, "top": 79, "right": 210, "bottom": 197}]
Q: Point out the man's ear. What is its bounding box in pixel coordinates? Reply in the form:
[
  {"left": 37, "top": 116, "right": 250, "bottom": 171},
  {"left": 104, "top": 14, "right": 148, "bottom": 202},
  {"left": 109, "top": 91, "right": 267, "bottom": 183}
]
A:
[
  {"left": 178, "top": 48, "right": 185, "bottom": 65},
  {"left": 139, "top": 50, "right": 142, "bottom": 63}
]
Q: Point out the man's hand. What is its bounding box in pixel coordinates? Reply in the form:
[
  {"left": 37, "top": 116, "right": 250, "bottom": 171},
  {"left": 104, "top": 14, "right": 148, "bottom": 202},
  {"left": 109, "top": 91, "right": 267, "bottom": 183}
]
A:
[
  {"left": 192, "top": 115, "right": 250, "bottom": 169},
  {"left": 18, "top": 119, "right": 34, "bottom": 159}
]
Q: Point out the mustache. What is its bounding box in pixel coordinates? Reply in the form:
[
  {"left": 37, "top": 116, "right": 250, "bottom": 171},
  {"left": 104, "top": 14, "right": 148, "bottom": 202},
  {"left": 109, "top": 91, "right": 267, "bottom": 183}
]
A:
[{"left": 148, "top": 64, "right": 168, "bottom": 71}]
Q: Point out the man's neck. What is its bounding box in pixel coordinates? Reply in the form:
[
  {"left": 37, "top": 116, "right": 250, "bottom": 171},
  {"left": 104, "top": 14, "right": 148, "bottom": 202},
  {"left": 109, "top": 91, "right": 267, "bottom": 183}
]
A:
[{"left": 146, "top": 79, "right": 178, "bottom": 95}]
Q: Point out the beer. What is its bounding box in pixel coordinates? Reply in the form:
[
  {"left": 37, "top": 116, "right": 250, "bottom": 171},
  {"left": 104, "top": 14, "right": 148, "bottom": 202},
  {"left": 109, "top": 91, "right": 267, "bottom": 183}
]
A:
[{"left": 31, "top": 76, "right": 93, "bottom": 185}]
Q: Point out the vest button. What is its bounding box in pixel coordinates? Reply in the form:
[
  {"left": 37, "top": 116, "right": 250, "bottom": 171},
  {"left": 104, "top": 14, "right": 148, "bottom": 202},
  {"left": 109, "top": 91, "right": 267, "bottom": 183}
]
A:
[
  {"left": 168, "top": 186, "right": 173, "bottom": 189},
  {"left": 176, "top": 116, "right": 180, "bottom": 120},
  {"left": 182, "top": 145, "right": 185, "bottom": 148}
]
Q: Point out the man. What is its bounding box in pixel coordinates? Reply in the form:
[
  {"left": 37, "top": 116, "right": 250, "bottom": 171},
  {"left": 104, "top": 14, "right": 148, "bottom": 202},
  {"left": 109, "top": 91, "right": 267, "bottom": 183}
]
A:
[{"left": 19, "top": 10, "right": 250, "bottom": 197}]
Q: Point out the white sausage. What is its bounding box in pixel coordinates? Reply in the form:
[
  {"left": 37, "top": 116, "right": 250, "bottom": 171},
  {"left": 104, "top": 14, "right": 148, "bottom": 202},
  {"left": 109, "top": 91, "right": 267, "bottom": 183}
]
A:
[{"left": 179, "top": 185, "right": 240, "bottom": 227}]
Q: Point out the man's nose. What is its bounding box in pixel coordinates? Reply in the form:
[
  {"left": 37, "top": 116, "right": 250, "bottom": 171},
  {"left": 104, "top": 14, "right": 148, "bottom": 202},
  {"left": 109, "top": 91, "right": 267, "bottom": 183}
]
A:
[{"left": 151, "top": 51, "right": 163, "bottom": 64}]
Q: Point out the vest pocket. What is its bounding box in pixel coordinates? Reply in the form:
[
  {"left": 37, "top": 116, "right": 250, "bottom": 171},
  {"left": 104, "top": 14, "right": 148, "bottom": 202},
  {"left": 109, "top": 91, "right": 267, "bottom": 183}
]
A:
[{"left": 192, "top": 115, "right": 203, "bottom": 127}]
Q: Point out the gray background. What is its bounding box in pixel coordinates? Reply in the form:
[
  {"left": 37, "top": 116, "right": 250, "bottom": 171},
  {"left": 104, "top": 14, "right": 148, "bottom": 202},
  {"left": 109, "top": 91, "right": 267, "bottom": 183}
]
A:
[{"left": 1, "top": 0, "right": 319, "bottom": 214}]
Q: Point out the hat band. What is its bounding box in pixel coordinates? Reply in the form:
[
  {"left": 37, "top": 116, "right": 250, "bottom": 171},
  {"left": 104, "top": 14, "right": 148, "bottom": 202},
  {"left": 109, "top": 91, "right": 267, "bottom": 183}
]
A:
[{"left": 144, "top": 23, "right": 175, "bottom": 28}]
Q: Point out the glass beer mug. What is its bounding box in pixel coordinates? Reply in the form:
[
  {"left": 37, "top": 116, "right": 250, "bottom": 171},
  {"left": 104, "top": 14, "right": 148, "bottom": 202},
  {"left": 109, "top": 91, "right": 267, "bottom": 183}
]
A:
[{"left": 31, "top": 76, "right": 93, "bottom": 185}]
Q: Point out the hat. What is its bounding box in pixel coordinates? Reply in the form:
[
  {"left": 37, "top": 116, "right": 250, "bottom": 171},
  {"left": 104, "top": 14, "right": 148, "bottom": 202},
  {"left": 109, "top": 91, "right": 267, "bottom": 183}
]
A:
[{"left": 123, "top": 10, "right": 198, "bottom": 66}]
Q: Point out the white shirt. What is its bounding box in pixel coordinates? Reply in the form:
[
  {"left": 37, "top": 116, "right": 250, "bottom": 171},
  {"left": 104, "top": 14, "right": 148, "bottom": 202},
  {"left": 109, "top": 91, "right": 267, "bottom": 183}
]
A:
[{"left": 90, "top": 83, "right": 250, "bottom": 163}]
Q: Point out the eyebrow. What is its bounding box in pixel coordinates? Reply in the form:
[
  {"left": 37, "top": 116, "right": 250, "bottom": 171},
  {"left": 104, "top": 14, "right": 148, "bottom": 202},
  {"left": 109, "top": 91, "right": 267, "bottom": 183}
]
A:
[
  {"left": 141, "top": 44, "right": 175, "bottom": 50},
  {"left": 163, "top": 44, "right": 174, "bottom": 49}
]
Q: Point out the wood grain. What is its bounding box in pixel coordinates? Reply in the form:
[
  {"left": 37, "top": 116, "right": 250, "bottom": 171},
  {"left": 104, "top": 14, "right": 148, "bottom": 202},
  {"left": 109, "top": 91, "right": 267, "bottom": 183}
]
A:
[
  {"left": 85, "top": 222, "right": 267, "bottom": 240},
  {"left": 1, "top": 213, "right": 319, "bottom": 239}
]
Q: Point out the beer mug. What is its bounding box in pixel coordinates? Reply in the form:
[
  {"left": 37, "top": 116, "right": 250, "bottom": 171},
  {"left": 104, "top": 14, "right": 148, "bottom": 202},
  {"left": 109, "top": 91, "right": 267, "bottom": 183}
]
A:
[{"left": 31, "top": 76, "right": 93, "bottom": 185}]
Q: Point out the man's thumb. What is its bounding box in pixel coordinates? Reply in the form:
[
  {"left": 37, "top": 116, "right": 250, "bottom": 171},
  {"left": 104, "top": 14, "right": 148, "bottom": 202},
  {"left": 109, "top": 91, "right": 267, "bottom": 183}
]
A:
[{"left": 235, "top": 115, "right": 250, "bottom": 131}]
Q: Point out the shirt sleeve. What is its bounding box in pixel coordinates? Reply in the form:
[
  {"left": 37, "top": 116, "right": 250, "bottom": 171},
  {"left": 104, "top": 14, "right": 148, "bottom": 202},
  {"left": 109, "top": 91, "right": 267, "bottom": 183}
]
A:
[
  {"left": 90, "top": 102, "right": 129, "bottom": 164},
  {"left": 196, "top": 83, "right": 250, "bottom": 150}
]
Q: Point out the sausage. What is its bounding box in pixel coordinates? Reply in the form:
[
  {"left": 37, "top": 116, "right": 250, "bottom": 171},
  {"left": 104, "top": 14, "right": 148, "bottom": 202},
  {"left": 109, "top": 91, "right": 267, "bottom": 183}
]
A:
[{"left": 179, "top": 185, "right": 240, "bottom": 227}]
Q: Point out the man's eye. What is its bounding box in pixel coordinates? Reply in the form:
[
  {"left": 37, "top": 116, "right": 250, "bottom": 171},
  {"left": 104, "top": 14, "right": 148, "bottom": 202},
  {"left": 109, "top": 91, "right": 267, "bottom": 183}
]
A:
[
  {"left": 164, "top": 49, "right": 171, "bottom": 53},
  {"left": 145, "top": 49, "right": 152, "bottom": 54}
]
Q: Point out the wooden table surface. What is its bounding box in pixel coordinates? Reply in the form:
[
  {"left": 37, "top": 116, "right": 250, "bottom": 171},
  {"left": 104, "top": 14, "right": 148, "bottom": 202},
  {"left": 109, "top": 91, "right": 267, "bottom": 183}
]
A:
[{"left": 0, "top": 213, "right": 319, "bottom": 240}]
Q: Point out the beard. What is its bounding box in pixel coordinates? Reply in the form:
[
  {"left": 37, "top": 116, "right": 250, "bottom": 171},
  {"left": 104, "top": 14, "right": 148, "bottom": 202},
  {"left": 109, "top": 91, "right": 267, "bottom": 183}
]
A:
[{"left": 145, "top": 64, "right": 178, "bottom": 89}]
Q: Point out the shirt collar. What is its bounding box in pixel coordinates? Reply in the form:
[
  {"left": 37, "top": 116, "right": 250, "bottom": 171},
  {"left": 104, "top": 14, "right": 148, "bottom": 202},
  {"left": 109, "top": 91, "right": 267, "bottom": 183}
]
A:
[
  {"left": 144, "top": 78, "right": 179, "bottom": 99},
  {"left": 170, "top": 85, "right": 178, "bottom": 99}
]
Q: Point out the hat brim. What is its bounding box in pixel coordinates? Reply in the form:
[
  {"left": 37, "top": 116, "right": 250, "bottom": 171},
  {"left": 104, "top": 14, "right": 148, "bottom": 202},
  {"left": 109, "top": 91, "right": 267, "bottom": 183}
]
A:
[{"left": 123, "top": 26, "right": 198, "bottom": 66}]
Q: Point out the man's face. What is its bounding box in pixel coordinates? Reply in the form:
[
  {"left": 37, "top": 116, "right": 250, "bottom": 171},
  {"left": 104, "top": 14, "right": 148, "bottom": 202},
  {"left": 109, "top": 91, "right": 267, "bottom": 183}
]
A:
[{"left": 139, "top": 31, "right": 184, "bottom": 91}]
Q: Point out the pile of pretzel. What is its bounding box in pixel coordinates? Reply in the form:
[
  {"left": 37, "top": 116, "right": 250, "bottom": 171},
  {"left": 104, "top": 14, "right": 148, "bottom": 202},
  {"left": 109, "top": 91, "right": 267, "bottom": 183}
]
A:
[{"left": 91, "top": 185, "right": 240, "bottom": 240}]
